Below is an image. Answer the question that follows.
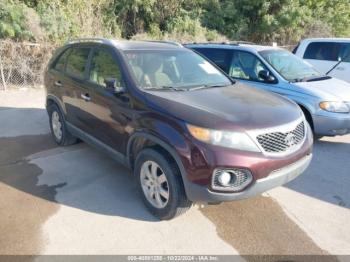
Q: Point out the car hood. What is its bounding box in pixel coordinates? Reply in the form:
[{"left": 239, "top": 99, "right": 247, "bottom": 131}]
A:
[
  {"left": 293, "top": 77, "right": 350, "bottom": 101},
  {"left": 144, "top": 83, "right": 302, "bottom": 131}
]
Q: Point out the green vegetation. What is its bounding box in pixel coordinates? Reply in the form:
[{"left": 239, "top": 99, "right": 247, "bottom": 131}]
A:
[{"left": 1, "top": 0, "right": 350, "bottom": 44}]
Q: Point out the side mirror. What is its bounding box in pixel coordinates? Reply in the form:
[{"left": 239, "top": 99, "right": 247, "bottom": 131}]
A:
[
  {"left": 104, "top": 77, "right": 125, "bottom": 94},
  {"left": 258, "top": 70, "right": 276, "bottom": 83}
]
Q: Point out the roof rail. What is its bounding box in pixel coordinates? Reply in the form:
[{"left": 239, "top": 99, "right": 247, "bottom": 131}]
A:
[
  {"left": 65, "top": 38, "right": 116, "bottom": 46},
  {"left": 231, "top": 41, "right": 256, "bottom": 45},
  {"left": 183, "top": 41, "right": 235, "bottom": 46},
  {"left": 144, "top": 40, "right": 183, "bottom": 47},
  {"left": 184, "top": 41, "right": 256, "bottom": 46}
]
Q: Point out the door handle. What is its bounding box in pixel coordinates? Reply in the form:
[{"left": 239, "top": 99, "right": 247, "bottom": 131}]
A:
[
  {"left": 81, "top": 93, "right": 91, "bottom": 102},
  {"left": 54, "top": 80, "right": 63, "bottom": 87}
]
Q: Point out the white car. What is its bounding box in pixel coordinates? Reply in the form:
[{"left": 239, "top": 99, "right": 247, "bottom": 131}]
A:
[{"left": 293, "top": 38, "right": 350, "bottom": 83}]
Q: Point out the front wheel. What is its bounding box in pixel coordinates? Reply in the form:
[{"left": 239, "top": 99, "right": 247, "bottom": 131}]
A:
[{"left": 135, "top": 148, "right": 192, "bottom": 220}]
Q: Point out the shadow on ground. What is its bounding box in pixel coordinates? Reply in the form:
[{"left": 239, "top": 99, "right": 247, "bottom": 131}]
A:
[
  {"left": 0, "top": 106, "right": 157, "bottom": 222},
  {"left": 200, "top": 196, "right": 336, "bottom": 258}
]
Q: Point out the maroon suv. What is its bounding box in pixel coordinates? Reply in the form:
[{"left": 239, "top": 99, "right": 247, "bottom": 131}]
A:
[{"left": 44, "top": 38, "right": 313, "bottom": 220}]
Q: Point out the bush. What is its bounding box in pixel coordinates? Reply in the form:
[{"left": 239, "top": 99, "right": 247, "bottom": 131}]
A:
[
  {"left": 0, "top": 1, "right": 33, "bottom": 40},
  {"left": 1, "top": 0, "right": 350, "bottom": 45},
  {"left": 36, "top": 0, "right": 121, "bottom": 43}
]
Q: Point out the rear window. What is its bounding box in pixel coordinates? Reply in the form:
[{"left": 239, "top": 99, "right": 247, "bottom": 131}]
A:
[
  {"left": 303, "top": 42, "right": 342, "bottom": 61},
  {"left": 66, "top": 48, "right": 91, "bottom": 78},
  {"left": 53, "top": 48, "right": 70, "bottom": 71}
]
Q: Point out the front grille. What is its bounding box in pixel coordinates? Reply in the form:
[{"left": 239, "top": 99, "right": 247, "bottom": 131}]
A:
[{"left": 256, "top": 121, "right": 305, "bottom": 153}]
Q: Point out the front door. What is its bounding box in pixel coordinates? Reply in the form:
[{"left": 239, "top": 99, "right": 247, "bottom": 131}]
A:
[{"left": 228, "top": 50, "right": 283, "bottom": 95}]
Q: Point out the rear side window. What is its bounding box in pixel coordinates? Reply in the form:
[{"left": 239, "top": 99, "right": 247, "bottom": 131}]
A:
[
  {"left": 193, "top": 48, "right": 232, "bottom": 72},
  {"left": 53, "top": 49, "right": 70, "bottom": 71},
  {"left": 66, "top": 48, "right": 91, "bottom": 78},
  {"left": 303, "top": 42, "right": 341, "bottom": 61}
]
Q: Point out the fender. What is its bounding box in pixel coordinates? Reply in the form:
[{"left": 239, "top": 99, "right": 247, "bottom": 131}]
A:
[
  {"left": 290, "top": 97, "right": 315, "bottom": 124},
  {"left": 46, "top": 94, "right": 66, "bottom": 118},
  {"left": 289, "top": 97, "right": 315, "bottom": 116},
  {"left": 127, "top": 131, "right": 193, "bottom": 198}
]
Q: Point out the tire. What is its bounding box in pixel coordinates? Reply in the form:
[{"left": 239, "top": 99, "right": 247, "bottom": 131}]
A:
[
  {"left": 134, "top": 148, "right": 192, "bottom": 220},
  {"left": 47, "top": 103, "right": 78, "bottom": 146},
  {"left": 300, "top": 106, "right": 320, "bottom": 140}
]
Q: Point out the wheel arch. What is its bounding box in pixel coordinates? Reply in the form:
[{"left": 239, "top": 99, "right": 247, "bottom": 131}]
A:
[
  {"left": 127, "top": 132, "right": 185, "bottom": 173},
  {"left": 46, "top": 95, "right": 66, "bottom": 119},
  {"left": 126, "top": 132, "right": 190, "bottom": 197},
  {"left": 298, "top": 103, "right": 314, "bottom": 130}
]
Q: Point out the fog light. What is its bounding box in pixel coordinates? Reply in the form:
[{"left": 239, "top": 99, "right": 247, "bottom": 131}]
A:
[
  {"left": 212, "top": 168, "right": 253, "bottom": 191},
  {"left": 217, "top": 171, "right": 231, "bottom": 186}
]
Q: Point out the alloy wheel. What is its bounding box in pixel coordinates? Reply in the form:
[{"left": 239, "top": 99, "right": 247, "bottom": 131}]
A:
[
  {"left": 140, "top": 160, "right": 170, "bottom": 208},
  {"left": 51, "top": 111, "right": 62, "bottom": 140}
]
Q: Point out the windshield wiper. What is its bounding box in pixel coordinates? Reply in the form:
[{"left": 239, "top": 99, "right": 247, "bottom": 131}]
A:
[
  {"left": 304, "top": 75, "right": 331, "bottom": 82},
  {"left": 291, "top": 75, "right": 331, "bottom": 83},
  {"left": 144, "top": 86, "right": 183, "bottom": 91},
  {"left": 187, "top": 83, "right": 231, "bottom": 91},
  {"left": 291, "top": 78, "right": 303, "bottom": 83}
]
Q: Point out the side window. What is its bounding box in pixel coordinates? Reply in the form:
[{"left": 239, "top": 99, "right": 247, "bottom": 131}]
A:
[
  {"left": 53, "top": 49, "right": 70, "bottom": 71},
  {"left": 303, "top": 42, "right": 341, "bottom": 61},
  {"left": 229, "top": 51, "right": 269, "bottom": 82},
  {"left": 194, "top": 48, "right": 232, "bottom": 72},
  {"left": 89, "top": 48, "right": 124, "bottom": 88},
  {"left": 340, "top": 43, "right": 350, "bottom": 62},
  {"left": 66, "top": 48, "right": 90, "bottom": 79}
]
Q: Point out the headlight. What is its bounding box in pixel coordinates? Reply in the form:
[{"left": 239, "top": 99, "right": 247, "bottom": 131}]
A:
[
  {"left": 319, "top": 101, "right": 349, "bottom": 113},
  {"left": 186, "top": 124, "right": 260, "bottom": 152}
]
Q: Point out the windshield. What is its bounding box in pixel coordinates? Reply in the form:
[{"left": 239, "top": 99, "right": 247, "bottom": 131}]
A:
[
  {"left": 123, "top": 49, "right": 231, "bottom": 90},
  {"left": 259, "top": 49, "right": 321, "bottom": 82}
]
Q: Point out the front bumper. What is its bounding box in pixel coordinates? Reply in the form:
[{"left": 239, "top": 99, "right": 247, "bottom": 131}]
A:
[
  {"left": 184, "top": 153, "right": 312, "bottom": 203},
  {"left": 313, "top": 114, "right": 350, "bottom": 136}
]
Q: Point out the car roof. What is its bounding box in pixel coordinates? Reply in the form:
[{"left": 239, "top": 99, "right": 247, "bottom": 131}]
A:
[
  {"left": 300, "top": 38, "right": 350, "bottom": 43},
  {"left": 185, "top": 43, "right": 282, "bottom": 53},
  {"left": 65, "top": 38, "right": 184, "bottom": 51}
]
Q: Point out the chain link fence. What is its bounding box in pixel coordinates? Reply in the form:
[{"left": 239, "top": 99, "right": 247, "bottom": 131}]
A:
[
  {"left": 0, "top": 40, "right": 297, "bottom": 91},
  {"left": 0, "top": 40, "right": 56, "bottom": 90}
]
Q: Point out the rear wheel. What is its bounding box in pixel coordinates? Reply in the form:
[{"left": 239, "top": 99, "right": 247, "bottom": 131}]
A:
[
  {"left": 48, "top": 103, "right": 78, "bottom": 146},
  {"left": 135, "top": 148, "right": 192, "bottom": 220}
]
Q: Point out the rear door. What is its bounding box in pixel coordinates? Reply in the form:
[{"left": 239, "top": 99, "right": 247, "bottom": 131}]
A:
[
  {"left": 63, "top": 46, "right": 92, "bottom": 129},
  {"left": 49, "top": 46, "right": 92, "bottom": 129},
  {"left": 77, "top": 46, "right": 131, "bottom": 153}
]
